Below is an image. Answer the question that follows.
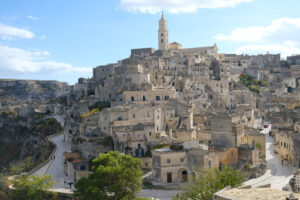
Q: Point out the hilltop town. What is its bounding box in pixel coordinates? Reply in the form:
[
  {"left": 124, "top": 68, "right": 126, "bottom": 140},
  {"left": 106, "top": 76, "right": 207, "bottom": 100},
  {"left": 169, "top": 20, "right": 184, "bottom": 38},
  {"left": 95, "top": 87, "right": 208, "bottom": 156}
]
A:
[{"left": 1, "top": 13, "right": 300, "bottom": 199}]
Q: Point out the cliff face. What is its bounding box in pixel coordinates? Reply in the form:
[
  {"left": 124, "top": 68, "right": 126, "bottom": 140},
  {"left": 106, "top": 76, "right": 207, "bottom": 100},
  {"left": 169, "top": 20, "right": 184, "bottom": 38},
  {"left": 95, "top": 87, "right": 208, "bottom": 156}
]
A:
[
  {"left": 0, "top": 112, "right": 62, "bottom": 171},
  {"left": 0, "top": 79, "right": 70, "bottom": 102}
]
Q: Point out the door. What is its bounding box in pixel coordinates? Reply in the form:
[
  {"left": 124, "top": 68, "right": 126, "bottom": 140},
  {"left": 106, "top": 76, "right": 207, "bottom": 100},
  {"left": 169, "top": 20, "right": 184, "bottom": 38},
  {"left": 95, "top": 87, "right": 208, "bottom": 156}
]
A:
[
  {"left": 167, "top": 172, "right": 172, "bottom": 183},
  {"left": 182, "top": 171, "right": 188, "bottom": 182}
]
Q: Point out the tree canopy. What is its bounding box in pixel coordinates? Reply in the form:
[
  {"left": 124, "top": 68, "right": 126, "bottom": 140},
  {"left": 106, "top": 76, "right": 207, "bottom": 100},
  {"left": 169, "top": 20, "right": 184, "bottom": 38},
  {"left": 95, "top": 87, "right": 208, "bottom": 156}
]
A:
[
  {"left": 11, "top": 174, "right": 54, "bottom": 200},
  {"left": 173, "top": 166, "right": 244, "bottom": 200},
  {"left": 74, "top": 151, "right": 143, "bottom": 200}
]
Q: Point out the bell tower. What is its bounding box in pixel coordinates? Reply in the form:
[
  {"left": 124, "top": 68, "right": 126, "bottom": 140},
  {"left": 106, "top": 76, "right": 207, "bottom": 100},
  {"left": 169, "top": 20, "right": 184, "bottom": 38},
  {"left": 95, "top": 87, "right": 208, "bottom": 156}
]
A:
[{"left": 158, "top": 11, "right": 169, "bottom": 50}]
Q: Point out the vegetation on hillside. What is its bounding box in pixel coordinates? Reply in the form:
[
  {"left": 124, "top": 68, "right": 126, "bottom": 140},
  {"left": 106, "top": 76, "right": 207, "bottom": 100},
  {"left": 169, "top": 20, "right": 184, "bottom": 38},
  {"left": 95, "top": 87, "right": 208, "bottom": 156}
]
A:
[
  {"left": 88, "top": 101, "right": 111, "bottom": 111},
  {"left": 239, "top": 74, "right": 268, "bottom": 94},
  {"left": 0, "top": 112, "right": 61, "bottom": 172}
]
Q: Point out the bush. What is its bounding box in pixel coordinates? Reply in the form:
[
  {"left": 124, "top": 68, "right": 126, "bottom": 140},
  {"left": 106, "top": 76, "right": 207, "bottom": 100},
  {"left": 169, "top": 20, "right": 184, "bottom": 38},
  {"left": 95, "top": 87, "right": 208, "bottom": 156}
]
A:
[
  {"left": 174, "top": 166, "right": 244, "bottom": 200},
  {"left": 88, "top": 101, "right": 111, "bottom": 111},
  {"left": 256, "top": 143, "right": 262, "bottom": 152},
  {"left": 170, "top": 144, "right": 184, "bottom": 151},
  {"left": 152, "top": 144, "right": 170, "bottom": 150},
  {"left": 11, "top": 174, "right": 54, "bottom": 200},
  {"left": 250, "top": 86, "right": 260, "bottom": 94}
]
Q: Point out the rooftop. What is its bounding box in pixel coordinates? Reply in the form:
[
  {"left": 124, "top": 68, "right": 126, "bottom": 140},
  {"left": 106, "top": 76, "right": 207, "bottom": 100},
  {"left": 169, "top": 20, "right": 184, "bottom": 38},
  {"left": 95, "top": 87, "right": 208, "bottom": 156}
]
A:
[{"left": 215, "top": 187, "right": 300, "bottom": 200}]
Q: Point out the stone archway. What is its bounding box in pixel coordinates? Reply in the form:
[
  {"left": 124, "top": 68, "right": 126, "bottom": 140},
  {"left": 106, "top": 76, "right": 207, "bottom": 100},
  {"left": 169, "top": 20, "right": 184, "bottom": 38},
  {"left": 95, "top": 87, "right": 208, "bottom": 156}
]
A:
[
  {"left": 178, "top": 168, "right": 188, "bottom": 183},
  {"left": 182, "top": 170, "right": 188, "bottom": 182}
]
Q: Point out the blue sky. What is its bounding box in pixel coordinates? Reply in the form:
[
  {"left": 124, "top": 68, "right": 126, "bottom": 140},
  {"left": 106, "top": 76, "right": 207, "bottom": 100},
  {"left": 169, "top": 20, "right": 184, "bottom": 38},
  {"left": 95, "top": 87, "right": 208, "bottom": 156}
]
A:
[{"left": 0, "top": 0, "right": 300, "bottom": 84}]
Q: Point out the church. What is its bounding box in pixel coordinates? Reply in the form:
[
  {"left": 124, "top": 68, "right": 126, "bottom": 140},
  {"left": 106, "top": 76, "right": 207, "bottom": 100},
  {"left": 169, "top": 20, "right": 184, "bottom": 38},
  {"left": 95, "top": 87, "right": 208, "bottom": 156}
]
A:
[{"left": 156, "top": 12, "right": 218, "bottom": 57}]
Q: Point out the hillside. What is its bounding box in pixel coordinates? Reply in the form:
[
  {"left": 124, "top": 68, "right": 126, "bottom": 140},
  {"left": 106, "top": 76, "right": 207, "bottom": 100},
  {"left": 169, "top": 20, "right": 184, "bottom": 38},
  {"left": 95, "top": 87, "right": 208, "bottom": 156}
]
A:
[{"left": 0, "top": 79, "right": 70, "bottom": 102}]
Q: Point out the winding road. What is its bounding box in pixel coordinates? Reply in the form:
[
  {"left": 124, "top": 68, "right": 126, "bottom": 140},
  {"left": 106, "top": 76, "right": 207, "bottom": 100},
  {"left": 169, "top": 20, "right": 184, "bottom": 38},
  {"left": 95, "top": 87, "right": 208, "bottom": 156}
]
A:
[
  {"left": 243, "top": 133, "right": 297, "bottom": 189},
  {"left": 32, "top": 133, "right": 72, "bottom": 193},
  {"left": 32, "top": 115, "right": 73, "bottom": 193}
]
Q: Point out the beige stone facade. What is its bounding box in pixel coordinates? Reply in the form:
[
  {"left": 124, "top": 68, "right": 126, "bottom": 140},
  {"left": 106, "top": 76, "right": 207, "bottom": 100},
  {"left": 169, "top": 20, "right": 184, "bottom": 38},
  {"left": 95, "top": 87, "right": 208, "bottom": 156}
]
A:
[
  {"left": 274, "top": 130, "right": 300, "bottom": 166},
  {"left": 122, "top": 88, "right": 175, "bottom": 104},
  {"left": 152, "top": 148, "right": 219, "bottom": 184}
]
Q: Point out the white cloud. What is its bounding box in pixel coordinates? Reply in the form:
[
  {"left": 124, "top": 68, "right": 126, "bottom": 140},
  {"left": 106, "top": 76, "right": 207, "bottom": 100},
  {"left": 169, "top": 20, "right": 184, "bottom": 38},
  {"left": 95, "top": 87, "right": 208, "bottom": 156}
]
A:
[
  {"left": 216, "top": 18, "right": 300, "bottom": 58},
  {"left": 119, "top": 0, "right": 252, "bottom": 14},
  {"left": 0, "top": 23, "right": 35, "bottom": 40},
  {"left": 0, "top": 44, "right": 92, "bottom": 75},
  {"left": 236, "top": 43, "right": 300, "bottom": 58},
  {"left": 216, "top": 18, "right": 300, "bottom": 42},
  {"left": 27, "top": 15, "right": 38, "bottom": 20}
]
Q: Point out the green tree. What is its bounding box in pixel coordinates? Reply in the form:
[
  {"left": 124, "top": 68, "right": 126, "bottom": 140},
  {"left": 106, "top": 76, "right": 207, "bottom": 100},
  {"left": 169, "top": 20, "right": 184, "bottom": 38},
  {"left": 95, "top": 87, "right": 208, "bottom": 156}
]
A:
[
  {"left": 173, "top": 166, "right": 244, "bottom": 200},
  {"left": 0, "top": 173, "right": 9, "bottom": 199},
  {"left": 11, "top": 174, "right": 54, "bottom": 200},
  {"left": 75, "top": 151, "right": 143, "bottom": 200},
  {"left": 256, "top": 143, "right": 262, "bottom": 152}
]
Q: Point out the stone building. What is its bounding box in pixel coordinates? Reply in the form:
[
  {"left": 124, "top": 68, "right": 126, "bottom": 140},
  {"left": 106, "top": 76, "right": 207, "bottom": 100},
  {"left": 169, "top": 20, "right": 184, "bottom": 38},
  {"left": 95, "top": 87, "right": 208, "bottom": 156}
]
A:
[
  {"left": 122, "top": 87, "right": 175, "bottom": 104},
  {"left": 242, "top": 128, "right": 266, "bottom": 158},
  {"left": 274, "top": 130, "right": 300, "bottom": 167},
  {"left": 288, "top": 55, "right": 300, "bottom": 65},
  {"left": 169, "top": 42, "right": 182, "bottom": 51},
  {"left": 64, "top": 152, "right": 89, "bottom": 183},
  {"left": 238, "top": 144, "right": 260, "bottom": 165},
  {"left": 214, "top": 145, "right": 238, "bottom": 166},
  {"left": 211, "top": 112, "right": 245, "bottom": 148},
  {"left": 152, "top": 147, "right": 219, "bottom": 184}
]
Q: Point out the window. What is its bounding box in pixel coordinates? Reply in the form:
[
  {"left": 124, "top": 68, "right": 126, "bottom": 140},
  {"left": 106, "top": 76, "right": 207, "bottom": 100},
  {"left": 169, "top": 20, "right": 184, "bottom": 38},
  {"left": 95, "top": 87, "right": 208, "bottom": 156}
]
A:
[
  {"left": 131, "top": 96, "right": 134, "bottom": 101},
  {"left": 147, "top": 112, "right": 150, "bottom": 117},
  {"left": 181, "top": 158, "right": 184, "bottom": 163},
  {"left": 208, "top": 160, "right": 212, "bottom": 168},
  {"left": 149, "top": 132, "right": 151, "bottom": 136},
  {"left": 161, "top": 39, "right": 164, "bottom": 43},
  {"left": 133, "top": 113, "right": 136, "bottom": 118},
  {"left": 164, "top": 95, "right": 169, "bottom": 100},
  {"left": 143, "top": 95, "right": 146, "bottom": 101},
  {"left": 161, "top": 33, "right": 163, "bottom": 37},
  {"left": 156, "top": 96, "right": 160, "bottom": 101},
  {"left": 231, "top": 152, "right": 234, "bottom": 157},
  {"left": 167, "top": 159, "right": 171, "bottom": 164}
]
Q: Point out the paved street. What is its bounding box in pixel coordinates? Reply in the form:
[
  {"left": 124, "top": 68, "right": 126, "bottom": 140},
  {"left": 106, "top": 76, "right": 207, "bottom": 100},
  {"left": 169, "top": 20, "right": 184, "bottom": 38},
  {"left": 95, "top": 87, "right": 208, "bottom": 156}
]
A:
[
  {"left": 243, "top": 133, "right": 297, "bottom": 189},
  {"left": 137, "top": 189, "right": 180, "bottom": 200},
  {"left": 32, "top": 133, "right": 72, "bottom": 192}
]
